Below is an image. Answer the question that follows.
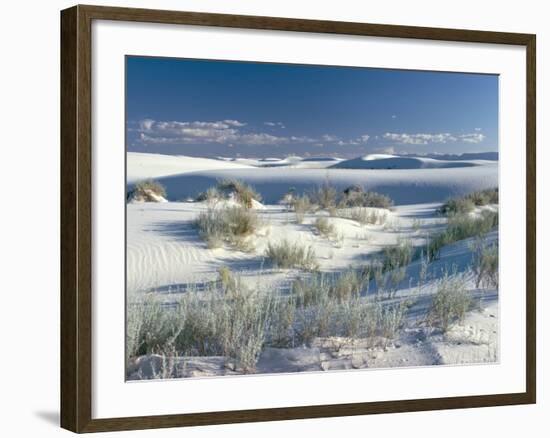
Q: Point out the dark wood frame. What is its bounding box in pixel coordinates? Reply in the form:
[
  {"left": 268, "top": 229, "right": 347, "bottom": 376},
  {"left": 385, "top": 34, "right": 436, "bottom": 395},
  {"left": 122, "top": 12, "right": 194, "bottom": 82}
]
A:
[{"left": 61, "top": 4, "right": 536, "bottom": 433}]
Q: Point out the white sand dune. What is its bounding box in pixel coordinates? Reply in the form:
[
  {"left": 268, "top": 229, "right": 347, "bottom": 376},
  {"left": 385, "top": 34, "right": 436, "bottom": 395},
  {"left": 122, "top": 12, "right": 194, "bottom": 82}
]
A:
[
  {"left": 127, "top": 153, "right": 497, "bottom": 205},
  {"left": 146, "top": 165, "right": 498, "bottom": 205},
  {"left": 126, "top": 201, "right": 496, "bottom": 295},
  {"left": 330, "top": 153, "right": 485, "bottom": 169},
  {"left": 127, "top": 152, "right": 253, "bottom": 184},
  {"left": 126, "top": 152, "right": 499, "bottom": 374}
]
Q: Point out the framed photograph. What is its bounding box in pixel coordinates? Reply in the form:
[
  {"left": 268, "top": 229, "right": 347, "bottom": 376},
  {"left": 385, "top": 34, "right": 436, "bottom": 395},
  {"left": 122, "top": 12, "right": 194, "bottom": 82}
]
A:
[{"left": 60, "top": 4, "right": 536, "bottom": 433}]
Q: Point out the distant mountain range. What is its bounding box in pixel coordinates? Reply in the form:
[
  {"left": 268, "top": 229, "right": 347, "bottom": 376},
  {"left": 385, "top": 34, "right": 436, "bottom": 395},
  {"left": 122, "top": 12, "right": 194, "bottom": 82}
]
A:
[{"left": 418, "top": 152, "right": 498, "bottom": 161}]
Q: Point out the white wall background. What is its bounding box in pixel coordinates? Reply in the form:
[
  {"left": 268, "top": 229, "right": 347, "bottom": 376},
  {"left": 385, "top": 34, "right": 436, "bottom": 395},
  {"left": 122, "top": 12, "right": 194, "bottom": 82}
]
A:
[{"left": 0, "top": 0, "right": 546, "bottom": 436}]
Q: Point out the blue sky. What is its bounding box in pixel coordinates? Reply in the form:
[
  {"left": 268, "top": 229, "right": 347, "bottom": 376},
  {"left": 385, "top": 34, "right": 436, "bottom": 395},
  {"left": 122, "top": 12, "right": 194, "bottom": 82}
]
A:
[{"left": 126, "top": 56, "right": 498, "bottom": 158}]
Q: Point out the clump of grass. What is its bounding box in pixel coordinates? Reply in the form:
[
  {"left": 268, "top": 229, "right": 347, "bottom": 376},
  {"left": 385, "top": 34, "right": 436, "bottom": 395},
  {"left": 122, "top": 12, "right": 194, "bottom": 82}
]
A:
[
  {"left": 377, "top": 302, "right": 407, "bottom": 345},
  {"left": 382, "top": 238, "right": 413, "bottom": 272},
  {"left": 310, "top": 180, "right": 339, "bottom": 211},
  {"left": 338, "top": 207, "right": 387, "bottom": 226},
  {"left": 268, "top": 296, "right": 297, "bottom": 347},
  {"left": 195, "top": 206, "right": 260, "bottom": 250},
  {"left": 314, "top": 217, "right": 336, "bottom": 238},
  {"left": 341, "top": 186, "right": 394, "bottom": 209},
  {"left": 196, "top": 179, "right": 262, "bottom": 208},
  {"left": 126, "top": 293, "right": 184, "bottom": 365},
  {"left": 291, "top": 194, "right": 315, "bottom": 224},
  {"left": 469, "top": 188, "right": 499, "bottom": 206},
  {"left": 195, "top": 186, "right": 222, "bottom": 204},
  {"left": 127, "top": 179, "right": 167, "bottom": 202},
  {"left": 426, "top": 273, "right": 471, "bottom": 332},
  {"left": 439, "top": 188, "right": 498, "bottom": 215},
  {"left": 329, "top": 269, "right": 366, "bottom": 302},
  {"left": 426, "top": 210, "right": 498, "bottom": 260},
  {"left": 217, "top": 179, "right": 262, "bottom": 208},
  {"left": 265, "top": 240, "right": 318, "bottom": 271},
  {"left": 128, "top": 277, "right": 276, "bottom": 375},
  {"left": 215, "top": 288, "right": 274, "bottom": 372},
  {"left": 470, "top": 237, "right": 499, "bottom": 289},
  {"left": 340, "top": 297, "right": 374, "bottom": 339},
  {"left": 290, "top": 270, "right": 373, "bottom": 344},
  {"left": 440, "top": 197, "right": 475, "bottom": 215},
  {"left": 128, "top": 263, "right": 415, "bottom": 377}
]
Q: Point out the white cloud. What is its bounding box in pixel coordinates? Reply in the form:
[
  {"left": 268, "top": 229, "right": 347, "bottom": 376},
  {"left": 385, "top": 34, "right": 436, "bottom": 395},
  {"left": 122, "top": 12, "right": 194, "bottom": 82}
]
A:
[
  {"left": 391, "top": 115, "right": 397, "bottom": 119},
  {"left": 383, "top": 131, "right": 484, "bottom": 145},
  {"left": 321, "top": 134, "right": 339, "bottom": 142},
  {"left": 264, "top": 121, "right": 286, "bottom": 128},
  {"left": 137, "top": 119, "right": 369, "bottom": 148},
  {"left": 474, "top": 127, "right": 482, "bottom": 131},
  {"left": 139, "top": 119, "right": 155, "bottom": 131},
  {"left": 224, "top": 120, "right": 247, "bottom": 127},
  {"left": 374, "top": 146, "right": 396, "bottom": 154},
  {"left": 460, "top": 133, "right": 485, "bottom": 143},
  {"left": 360, "top": 134, "right": 370, "bottom": 143}
]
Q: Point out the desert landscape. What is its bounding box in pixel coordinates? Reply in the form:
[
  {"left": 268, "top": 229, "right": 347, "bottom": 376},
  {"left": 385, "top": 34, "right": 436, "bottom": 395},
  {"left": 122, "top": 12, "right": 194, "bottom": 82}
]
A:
[{"left": 126, "top": 151, "right": 499, "bottom": 380}]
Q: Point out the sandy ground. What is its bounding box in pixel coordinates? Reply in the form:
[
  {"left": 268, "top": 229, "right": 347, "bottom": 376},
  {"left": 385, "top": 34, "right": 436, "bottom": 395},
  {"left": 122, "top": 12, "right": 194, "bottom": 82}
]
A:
[{"left": 126, "top": 152, "right": 499, "bottom": 378}]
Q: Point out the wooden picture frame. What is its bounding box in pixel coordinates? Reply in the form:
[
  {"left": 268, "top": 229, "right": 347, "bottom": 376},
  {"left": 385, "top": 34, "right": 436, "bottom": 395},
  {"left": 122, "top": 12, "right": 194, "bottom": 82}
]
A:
[{"left": 61, "top": 4, "right": 536, "bottom": 433}]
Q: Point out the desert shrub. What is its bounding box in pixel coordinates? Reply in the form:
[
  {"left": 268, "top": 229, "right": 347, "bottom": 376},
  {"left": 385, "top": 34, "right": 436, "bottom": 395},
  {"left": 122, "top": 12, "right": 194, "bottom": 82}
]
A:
[
  {"left": 440, "top": 188, "right": 499, "bottom": 215},
  {"left": 377, "top": 302, "right": 407, "bottom": 343},
  {"left": 340, "top": 297, "right": 374, "bottom": 339},
  {"left": 341, "top": 186, "right": 394, "bottom": 209},
  {"left": 337, "top": 207, "right": 387, "bottom": 226},
  {"left": 440, "top": 197, "right": 475, "bottom": 215},
  {"left": 470, "top": 237, "right": 499, "bottom": 289},
  {"left": 382, "top": 239, "right": 413, "bottom": 271},
  {"left": 290, "top": 273, "right": 376, "bottom": 343},
  {"left": 195, "top": 186, "right": 222, "bottom": 204},
  {"left": 268, "top": 296, "right": 297, "bottom": 347},
  {"left": 443, "top": 210, "right": 498, "bottom": 244},
  {"left": 291, "top": 194, "right": 315, "bottom": 224},
  {"left": 195, "top": 206, "right": 260, "bottom": 249},
  {"left": 314, "top": 217, "right": 336, "bottom": 238},
  {"left": 329, "top": 270, "right": 366, "bottom": 302},
  {"left": 279, "top": 188, "right": 296, "bottom": 208},
  {"left": 291, "top": 275, "right": 330, "bottom": 307},
  {"left": 196, "top": 179, "right": 261, "bottom": 208},
  {"left": 218, "top": 266, "right": 239, "bottom": 295},
  {"left": 310, "top": 180, "right": 339, "bottom": 210},
  {"left": 369, "top": 259, "right": 387, "bottom": 294},
  {"left": 126, "top": 293, "right": 185, "bottom": 362},
  {"left": 265, "top": 240, "right": 318, "bottom": 271},
  {"left": 215, "top": 288, "right": 274, "bottom": 372},
  {"left": 386, "top": 266, "right": 407, "bottom": 299},
  {"left": 426, "top": 273, "right": 471, "bottom": 332},
  {"left": 131, "top": 279, "right": 276, "bottom": 374},
  {"left": 469, "top": 188, "right": 498, "bottom": 206},
  {"left": 217, "top": 179, "right": 262, "bottom": 208},
  {"left": 426, "top": 210, "right": 498, "bottom": 260},
  {"left": 127, "top": 179, "right": 167, "bottom": 202},
  {"left": 293, "top": 288, "right": 336, "bottom": 345}
]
